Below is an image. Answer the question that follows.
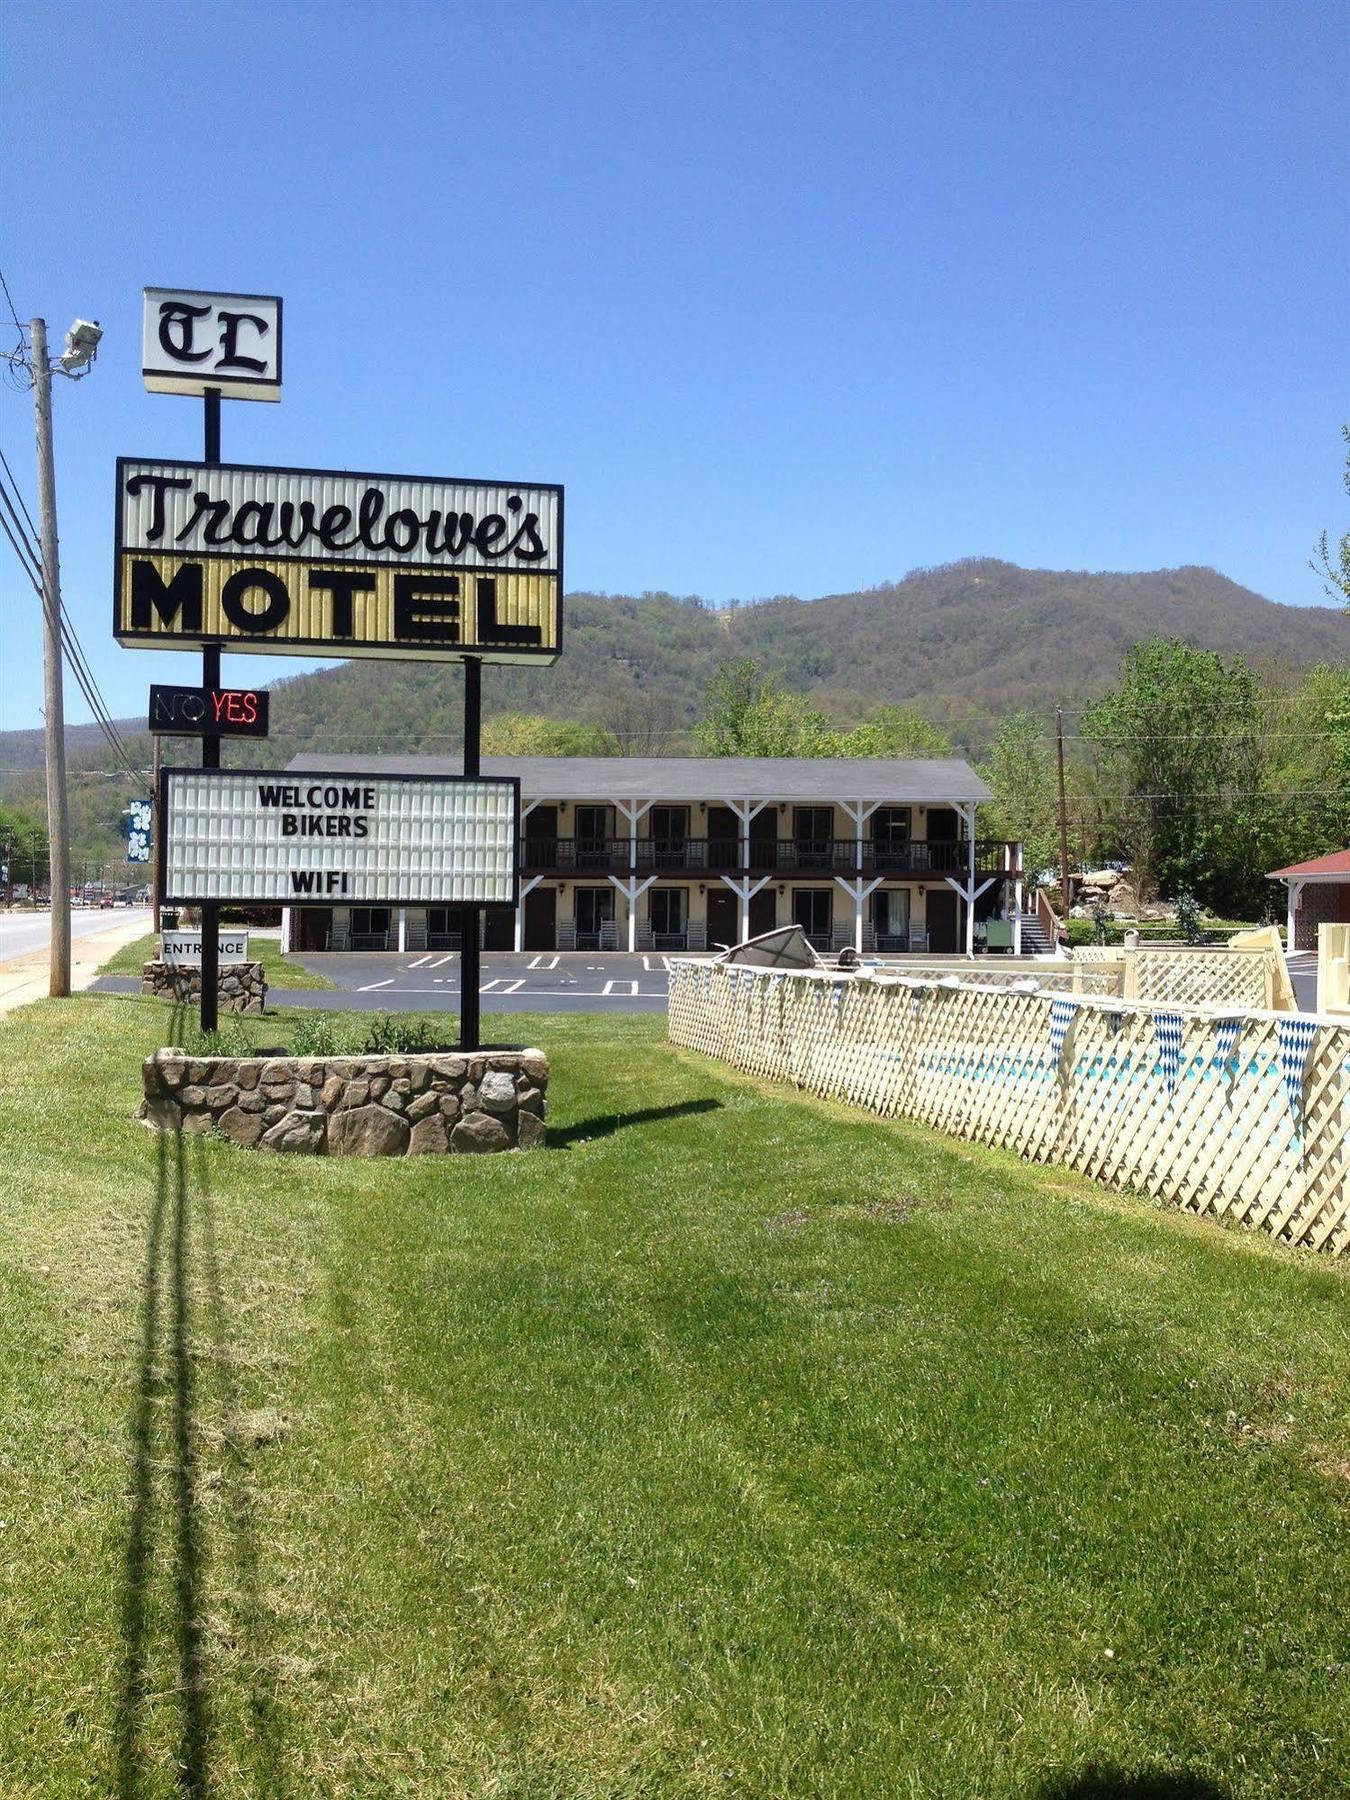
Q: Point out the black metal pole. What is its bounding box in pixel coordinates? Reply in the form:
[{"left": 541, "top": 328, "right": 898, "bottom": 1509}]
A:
[
  {"left": 459, "top": 657, "right": 482, "bottom": 1050},
  {"left": 199, "top": 388, "right": 222, "bottom": 1033}
]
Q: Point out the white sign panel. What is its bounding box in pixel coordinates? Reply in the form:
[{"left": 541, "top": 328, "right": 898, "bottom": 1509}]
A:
[
  {"left": 161, "top": 930, "right": 249, "bottom": 966},
  {"left": 161, "top": 769, "right": 519, "bottom": 906},
  {"left": 142, "top": 288, "right": 282, "bottom": 401}
]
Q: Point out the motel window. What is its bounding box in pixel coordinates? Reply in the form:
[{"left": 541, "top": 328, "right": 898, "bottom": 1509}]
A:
[
  {"left": 575, "top": 887, "right": 614, "bottom": 936},
  {"left": 872, "top": 889, "right": 910, "bottom": 942},
  {"left": 793, "top": 889, "right": 832, "bottom": 943},
  {"left": 649, "top": 888, "right": 687, "bottom": 937},
  {"left": 350, "top": 908, "right": 390, "bottom": 938},
  {"left": 873, "top": 808, "right": 911, "bottom": 850}
]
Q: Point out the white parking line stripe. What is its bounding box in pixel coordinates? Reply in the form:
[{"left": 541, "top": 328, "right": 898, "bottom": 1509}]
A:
[
  {"left": 429, "top": 954, "right": 456, "bottom": 968},
  {"left": 488, "top": 978, "right": 526, "bottom": 993},
  {"left": 480, "top": 978, "right": 502, "bottom": 991},
  {"left": 603, "top": 979, "right": 640, "bottom": 996},
  {"left": 406, "top": 953, "right": 435, "bottom": 968},
  {"left": 357, "top": 978, "right": 395, "bottom": 991}
]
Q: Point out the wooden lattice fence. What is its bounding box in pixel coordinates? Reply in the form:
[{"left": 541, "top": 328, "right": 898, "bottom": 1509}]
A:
[{"left": 667, "top": 963, "right": 1350, "bottom": 1257}]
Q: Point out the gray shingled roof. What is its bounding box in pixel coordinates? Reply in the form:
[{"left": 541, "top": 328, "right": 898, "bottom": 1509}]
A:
[{"left": 285, "top": 752, "right": 991, "bottom": 805}]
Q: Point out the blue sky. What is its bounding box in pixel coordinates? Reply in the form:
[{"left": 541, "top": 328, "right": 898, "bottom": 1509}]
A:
[{"left": 2, "top": 0, "right": 1346, "bottom": 730}]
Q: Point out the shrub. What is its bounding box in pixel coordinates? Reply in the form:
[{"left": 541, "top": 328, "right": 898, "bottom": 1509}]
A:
[
  {"left": 290, "top": 1012, "right": 343, "bottom": 1057},
  {"left": 1173, "top": 889, "right": 1203, "bottom": 944},
  {"left": 362, "top": 1014, "right": 437, "bottom": 1054}
]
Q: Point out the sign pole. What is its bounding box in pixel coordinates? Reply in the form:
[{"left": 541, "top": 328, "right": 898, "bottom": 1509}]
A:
[
  {"left": 199, "top": 386, "right": 222, "bottom": 1032},
  {"left": 459, "top": 657, "right": 482, "bottom": 1051}
]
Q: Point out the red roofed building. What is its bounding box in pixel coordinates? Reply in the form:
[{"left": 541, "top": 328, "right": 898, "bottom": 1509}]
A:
[{"left": 1268, "top": 850, "right": 1350, "bottom": 951}]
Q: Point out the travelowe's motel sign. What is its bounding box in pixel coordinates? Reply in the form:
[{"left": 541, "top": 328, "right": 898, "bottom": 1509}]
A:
[
  {"left": 113, "top": 458, "right": 563, "bottom": 665},
  {"left": 158, "top": 769, "right": 520, "bottom": 907}
]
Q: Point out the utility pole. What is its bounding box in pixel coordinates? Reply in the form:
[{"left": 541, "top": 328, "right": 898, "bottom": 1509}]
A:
[
  {"left": 31, "top": 319, "right": 71, "bottom": 997},
  {"left": 1056, "top": 708, "right": 1071, "bottom": 931}
]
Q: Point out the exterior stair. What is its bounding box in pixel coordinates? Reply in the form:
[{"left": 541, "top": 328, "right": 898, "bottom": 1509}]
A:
[{"left": 1015, "top": 912, "right": 1053, "bottom": 955}]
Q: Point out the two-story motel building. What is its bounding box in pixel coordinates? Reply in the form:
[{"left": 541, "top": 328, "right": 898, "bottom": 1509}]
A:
[{"left": 280, "top": 754, "right": 1026, "bottom": 958}]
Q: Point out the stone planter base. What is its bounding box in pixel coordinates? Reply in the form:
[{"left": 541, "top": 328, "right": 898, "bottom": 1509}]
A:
[
  {"left": 142, "top": 961, "right": 267, "bottom": 1014},
  {"left": 139, "top": 1047, "right": 547, "bottom": 1154}
]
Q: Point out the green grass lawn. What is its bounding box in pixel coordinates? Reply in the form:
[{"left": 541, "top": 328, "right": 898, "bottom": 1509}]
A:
[
  {"left": 1, "top": 994, "right": 1347, "bottom": 1799},
  {"left": 102, "top": 931, "right": 337, "bottom": 990}
]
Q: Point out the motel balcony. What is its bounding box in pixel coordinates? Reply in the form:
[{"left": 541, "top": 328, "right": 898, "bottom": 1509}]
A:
[{"left": 518, "top": 836, "right": 1016, "bottom": 877}]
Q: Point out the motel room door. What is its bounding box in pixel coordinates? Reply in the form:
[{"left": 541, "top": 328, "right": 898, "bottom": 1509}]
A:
[
  {"left": 522, "top": 887, "right": 557, "bottom": 951},
  {"left": 706, "top": 887, "right": 738, "bottom": 948},
  {"left": 925, "top": 889, "right": 959, "bottom": 953},
  {"left": 748, "top": 888, "right": 777, "bottom": 936}
]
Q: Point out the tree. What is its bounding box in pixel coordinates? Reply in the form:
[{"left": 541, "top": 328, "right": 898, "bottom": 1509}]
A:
[
  {"left": 695, "top": 661, "right": 950, "bottom": 760},
  {"left": 694, "top": 660, "right": 836, "bottom": 757},
  {"left": 831, "top": 705, "right": 951, "bottom": 758},
  {"left": 1312, "top": 425, "right": 1350, "bottom": 606},
  {"left": 977, "top": 711, "right": 1060, "bottom": 881},
  {"left": 480, "top": 713, "right": 616, "bottom": 756},
  {"left": 1081, "top": 638, "right": 1267, "bottom": 913},
  {"left": 592, "top": 676, "right": 685, "bottom": 755}
]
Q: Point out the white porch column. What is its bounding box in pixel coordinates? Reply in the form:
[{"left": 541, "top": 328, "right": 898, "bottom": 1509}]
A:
[
  {"left": 722, "top": 873, "right": 771, "bottom": 942},
  {"left": 514, "top": 876, "right": 543, "bottom": 953},
  {"left": 838, "top": 800, "right": 880, "bottom": 876},
  {"left": 1286, "top": 879, "right": 1304, "bottom": 952},
  {"left": 835, "top": 875, "right": 885, "bottom": 951},
  {"left": 281, "top": 906, "right": 292, "bottom": 954},
  {"left": 612, "top": 874, "right": 657, "bottom": 951},
  {"left": 963, "top": 803, "right": 978, "bottom": 955},
  {"left": 397, "top": 907, "right": 407, "bottom": 953},
  {"left": 1013, "top": 843, "right": 1025, "bottom": 955},
  {"left": 615, "top": 799, "right": 651, "bottom": 874},
  {"left": 945, "top": 872, "right": 998, "bottom": 958}
]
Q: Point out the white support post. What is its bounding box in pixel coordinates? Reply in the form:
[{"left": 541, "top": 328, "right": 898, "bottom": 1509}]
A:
[
  {"left": 1286, "top": 879, "right": 1303, "bottom": 952},
  {"left": 838, "top": 800, "right": 880, "bottom": 876},
  {"left": 612, "top": 874, "right": 657, "bottom": 951},
  {"left": 722, "top": 873, "right": 771, "bottom": 942},
  {"left": 964, "top": 803, "right": 978, "bottom": 956},
  {"left": 397, "top": 907, "right": 407, "bottom": 954},
  {"left": 615, "top": 799, "right": 651, "bottom": 876},
  {"left": 1013, "top": 843, "right": 1025, "bottom": 954},
  {"left": 281, "top": 906, "right": 292, "bottom": 955},
  {"left": 835, "top": 874, "right": 885, "bottom": 950},
  {"left": 515, "top": 876, "right": 542, "bottom": 953}
]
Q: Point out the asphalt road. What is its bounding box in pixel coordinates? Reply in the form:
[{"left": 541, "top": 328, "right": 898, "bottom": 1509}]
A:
[{"left": 0, "top": 906, "right": 153, "bottom": 965}]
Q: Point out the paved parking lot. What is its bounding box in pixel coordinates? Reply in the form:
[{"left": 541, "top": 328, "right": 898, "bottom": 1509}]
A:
[{"left": 287, "top": 949, "right": 696, "bottom": 1012}]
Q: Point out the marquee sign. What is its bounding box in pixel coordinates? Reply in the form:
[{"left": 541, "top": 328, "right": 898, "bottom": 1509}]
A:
[
  {"left": 113, "top": 458, "right": 563, "bottom": 665},
  {"left": 148, "top": 683, "right": 269, "bottom": 737},
  {"left": 159, "top": 768, "right": 520, "bottom": 906},
  {"left": 142, "top": 288, "right": 282, "bottom": 401}
]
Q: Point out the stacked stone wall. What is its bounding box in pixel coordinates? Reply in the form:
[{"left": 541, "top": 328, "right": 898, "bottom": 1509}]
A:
[
  {"left": 142, "top": 961, "right": 267, "bottom": 1014},
  {"left": 140, "top": 1048, "right": 547, "bottom": 1155}
]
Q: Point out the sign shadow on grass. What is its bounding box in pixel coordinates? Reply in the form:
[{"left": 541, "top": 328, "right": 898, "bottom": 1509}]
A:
[
  {"left": 1037, "top": 1765, "right": 1231, "bottom": 1799},
  {"left": 116, "top": 1005, "right": 290, "bottom": 1797},
  {"left": 547, "top": 1096, "right": 721, "bottom": 1148}
]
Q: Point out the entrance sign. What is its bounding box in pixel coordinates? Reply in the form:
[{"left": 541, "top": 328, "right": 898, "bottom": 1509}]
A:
[
  {"left": 148, "top": 683, "right": 270, "bottom": 738},
  {"left": 161, "top": 930, "right": 249, "bottom": 966},
  {"left": 114, "top": 458, "right": 563, "bottom": 665},
  {"left": 142, "top": 288, "right": 282, "bottom": 402},
  {"left": 159, "top": 768, "right": 520, "bottom": 906}
]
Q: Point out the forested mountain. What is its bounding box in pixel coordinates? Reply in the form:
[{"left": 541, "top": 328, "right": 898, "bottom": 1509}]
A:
[{"left": 3, "top": 560, "right": 1347, "bottom": 784}]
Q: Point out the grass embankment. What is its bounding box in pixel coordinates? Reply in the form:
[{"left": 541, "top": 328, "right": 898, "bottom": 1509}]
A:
[
  {"left": 102, "top": 931, "right": 336, "bottom": 990},
  {"left": 1, "top": 996, "right": 1347, "bottom": 1798}
]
